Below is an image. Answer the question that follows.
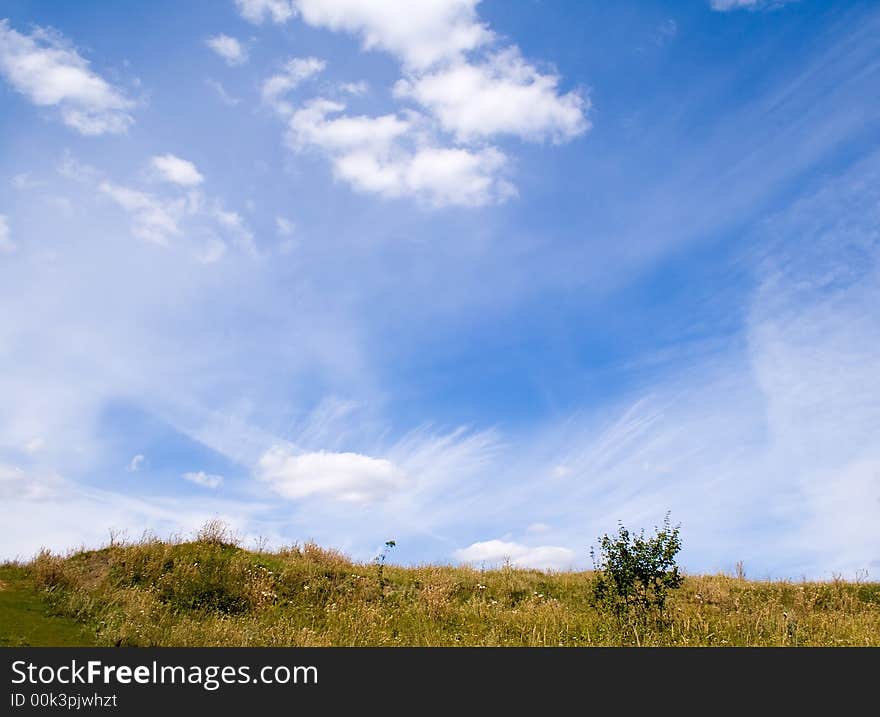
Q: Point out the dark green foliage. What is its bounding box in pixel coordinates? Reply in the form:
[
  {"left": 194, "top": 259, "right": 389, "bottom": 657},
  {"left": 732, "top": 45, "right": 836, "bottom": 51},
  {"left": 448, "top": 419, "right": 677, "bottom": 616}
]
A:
[{"left": 590, "top": 513, "right": 684, "bottom": 627}]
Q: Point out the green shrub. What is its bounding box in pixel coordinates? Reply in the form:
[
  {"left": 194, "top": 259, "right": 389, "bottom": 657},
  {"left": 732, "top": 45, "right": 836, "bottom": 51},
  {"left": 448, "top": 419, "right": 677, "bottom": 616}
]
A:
[{"left": 590, "top": 513, "right": 683, "bottom": 629}]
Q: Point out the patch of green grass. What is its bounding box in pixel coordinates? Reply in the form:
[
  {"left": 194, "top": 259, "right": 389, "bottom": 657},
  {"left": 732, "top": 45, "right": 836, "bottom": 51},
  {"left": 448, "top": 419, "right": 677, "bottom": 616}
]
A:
[{"left": 0, "top": 564, "right": 97, "bottom": 647}]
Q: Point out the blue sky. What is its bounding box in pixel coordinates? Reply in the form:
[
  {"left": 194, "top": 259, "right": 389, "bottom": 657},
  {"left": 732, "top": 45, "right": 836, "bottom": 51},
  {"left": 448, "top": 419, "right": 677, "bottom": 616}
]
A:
[{"left": 1, "top": 0, "right": 878, "bottom": 578}]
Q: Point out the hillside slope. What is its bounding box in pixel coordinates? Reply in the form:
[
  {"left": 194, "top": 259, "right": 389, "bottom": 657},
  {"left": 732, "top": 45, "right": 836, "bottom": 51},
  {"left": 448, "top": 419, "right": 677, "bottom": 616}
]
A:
[{"left": 5, "top": 531, "right": 879, "bottom": 647}]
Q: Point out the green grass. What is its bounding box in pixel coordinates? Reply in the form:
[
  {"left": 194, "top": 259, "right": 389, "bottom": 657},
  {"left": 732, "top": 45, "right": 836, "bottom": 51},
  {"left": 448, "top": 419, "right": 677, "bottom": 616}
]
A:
[
  {"left": 5, "top": 524, "right": 879, "bottom": 647},
  {"left": 0, "top": 564, "right": 97, "bottom": 647}
]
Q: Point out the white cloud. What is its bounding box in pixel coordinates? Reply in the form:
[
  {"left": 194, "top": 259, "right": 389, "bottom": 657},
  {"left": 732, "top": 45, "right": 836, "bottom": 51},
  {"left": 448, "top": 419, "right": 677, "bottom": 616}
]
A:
[
  {"left": 0, "top": 20, "right": 134, "bottom": 135},
  {"left": 23, "top": 437, "right": 46, "bottom": 454},
  {"left": 206, "top": 78, "right": 241, "bottom": 106},
  {"left": 287, "top": 99, "right": 409, "bottom": 153},
  {"left": 212, "top": 205, "right": 256, "bottom": 255},
  {"left": 293, "top": 0, "right": 491, "bottom": 70},
  {"left": 527, "top": 522, "right": 550, "bottom": 534},
  {"left": 98, "top": 182, "right": 185, "bottom": 246},
  {"left": 0, "top": 215, "right": 14, "bottom": 254},
  {"left": 150, "top": 154, "right": 204, "bottom": 187},
  {"left": 57, "top": 151, "right": 100, "bottom": 184},
  {"left": 276, "top": 216, "right": 295, "bottom": 236},
  {"left": 0, "top": 470, "right": 268, "bottom": 558},
  {"left": 256, "top": 3, "right": 588, "bottom": 207},
  {"left": 236, "top": 0, "right": 296, "bottom": 24},
  {"left": 656, "top": 19, "right": 678, "bottom": 43},
  {"left": 196, "top": 238, "right": 228, "bottom": 264},
  {"left": 261, "top": 57, "right": 326, "bottom": 116},
  {"left": 88, "top": 156, "right": 251, "bottom": 255},
  {"left": 711, "top": 0, "right": 758, "bottom": 7},
  {"left": 11, "top": 172, "right": 44, "bottom": 190},
  {"left": 183, "top": 471, "right": 224, "bottom": 489},
  {"left": 334, "top": 140, "right": 512, "bottom": 207},
  {"left": 206, "top": 34, "right": 247, "bottom": 66},
  {"left": 286, "top": 98, "right": 514, "bottom": 206},
  {"left": 338, "top": 80, "right": 369, "bottom": 96},
  {"left": 710, "top": 0, "right": 796, "bottom": 10},
  {"left": 454, "top": 539, "right": 576, "bottom": 570},
  {"left": 127, "top": 454, "right": 145, "bottom": 472},
  {"left": 258, "top": 447, "right": 404, "bottom": 503},
  {"left": 395, "top": 48, "right": 589, "bottom": 143},
  {"left": 0, "top": 464, "right": 63, "bottom": 501}
]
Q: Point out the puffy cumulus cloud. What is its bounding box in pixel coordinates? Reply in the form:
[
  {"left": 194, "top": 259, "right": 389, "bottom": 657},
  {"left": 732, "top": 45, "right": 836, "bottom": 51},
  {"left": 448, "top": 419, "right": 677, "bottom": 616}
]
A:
[
  {"left": 286, "top": 98, "right": 514, "bottom": 206},
  {"left": 261, "top": 57, "right": 326, "bottom": 116},
  {"left": 182, "top": 471, "right": 224, "bottom": 489},
  {"left": 291, "top": 0, "right": 490, "bottom": 70},
  {"left": 150, "top": 154, "right": 204, "bottom": 187},
  {"left": 206, "top": 33, "right": 248, "bottom": 66},
  {"left": 236, "top": 0, "right": 295, "bottom": 25},
  {"left": 394, "top": 48, "right": 589, "bottom": 144},
  {"left": 257, "top": 447, "right": 405, "bottom": 503},
  {"left": 0, "top": 20, "right": 134, "bottom": 135},
  {"left": 287, "top": 99, "right": 409, "bottom": 153},
  {"left": 0, "top": 214, "right": 14, "bottom": 254},
  {"left": 252, "top": 3, "right": 588, "bottom": 207},
  {"left": 454, "top": 539, "right": 576, "bottom": 570}
]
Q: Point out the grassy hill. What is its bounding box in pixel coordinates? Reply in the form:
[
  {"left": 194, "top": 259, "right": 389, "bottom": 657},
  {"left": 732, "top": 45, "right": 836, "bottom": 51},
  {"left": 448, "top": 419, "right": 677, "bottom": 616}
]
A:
[{"left": 3, "top": 526, "right": 878, "bottom": 647}]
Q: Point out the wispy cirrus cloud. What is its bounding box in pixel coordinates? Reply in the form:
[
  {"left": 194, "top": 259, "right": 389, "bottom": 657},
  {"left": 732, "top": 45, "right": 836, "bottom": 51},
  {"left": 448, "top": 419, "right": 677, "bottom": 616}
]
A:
[
  {"left": 0, "top": 215, "right": 14, "bottom": 254},
  {"left": 67, "top": 153, "right": 252, "bottom": 258},
  {"left": 205, "top": 78, "right": 241, "bottom": 106},
  {"left": 710, "top": 0, "right": 797, "bottom": 11},
  {"left": 98, "top": 182, "right": 187, "bottom": 246}
]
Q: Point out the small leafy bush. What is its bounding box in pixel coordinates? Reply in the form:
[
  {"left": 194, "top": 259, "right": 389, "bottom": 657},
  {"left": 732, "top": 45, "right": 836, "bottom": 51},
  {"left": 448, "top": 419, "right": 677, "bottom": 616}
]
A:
[{"left": 590, "top": 513, "right": 683, "bottom": 627}]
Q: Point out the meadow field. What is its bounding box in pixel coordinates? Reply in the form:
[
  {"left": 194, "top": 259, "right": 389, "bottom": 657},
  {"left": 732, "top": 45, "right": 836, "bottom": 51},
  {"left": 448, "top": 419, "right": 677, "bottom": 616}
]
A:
[{"left": 2, "top": 525, "right": 878, "bottom": 647}]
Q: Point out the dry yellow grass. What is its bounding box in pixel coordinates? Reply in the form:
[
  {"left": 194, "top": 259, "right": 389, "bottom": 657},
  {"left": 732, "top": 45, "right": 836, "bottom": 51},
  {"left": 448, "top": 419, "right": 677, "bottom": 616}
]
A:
[{"left": 10, "top": 529, "right": 879, "bottom": 647}]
